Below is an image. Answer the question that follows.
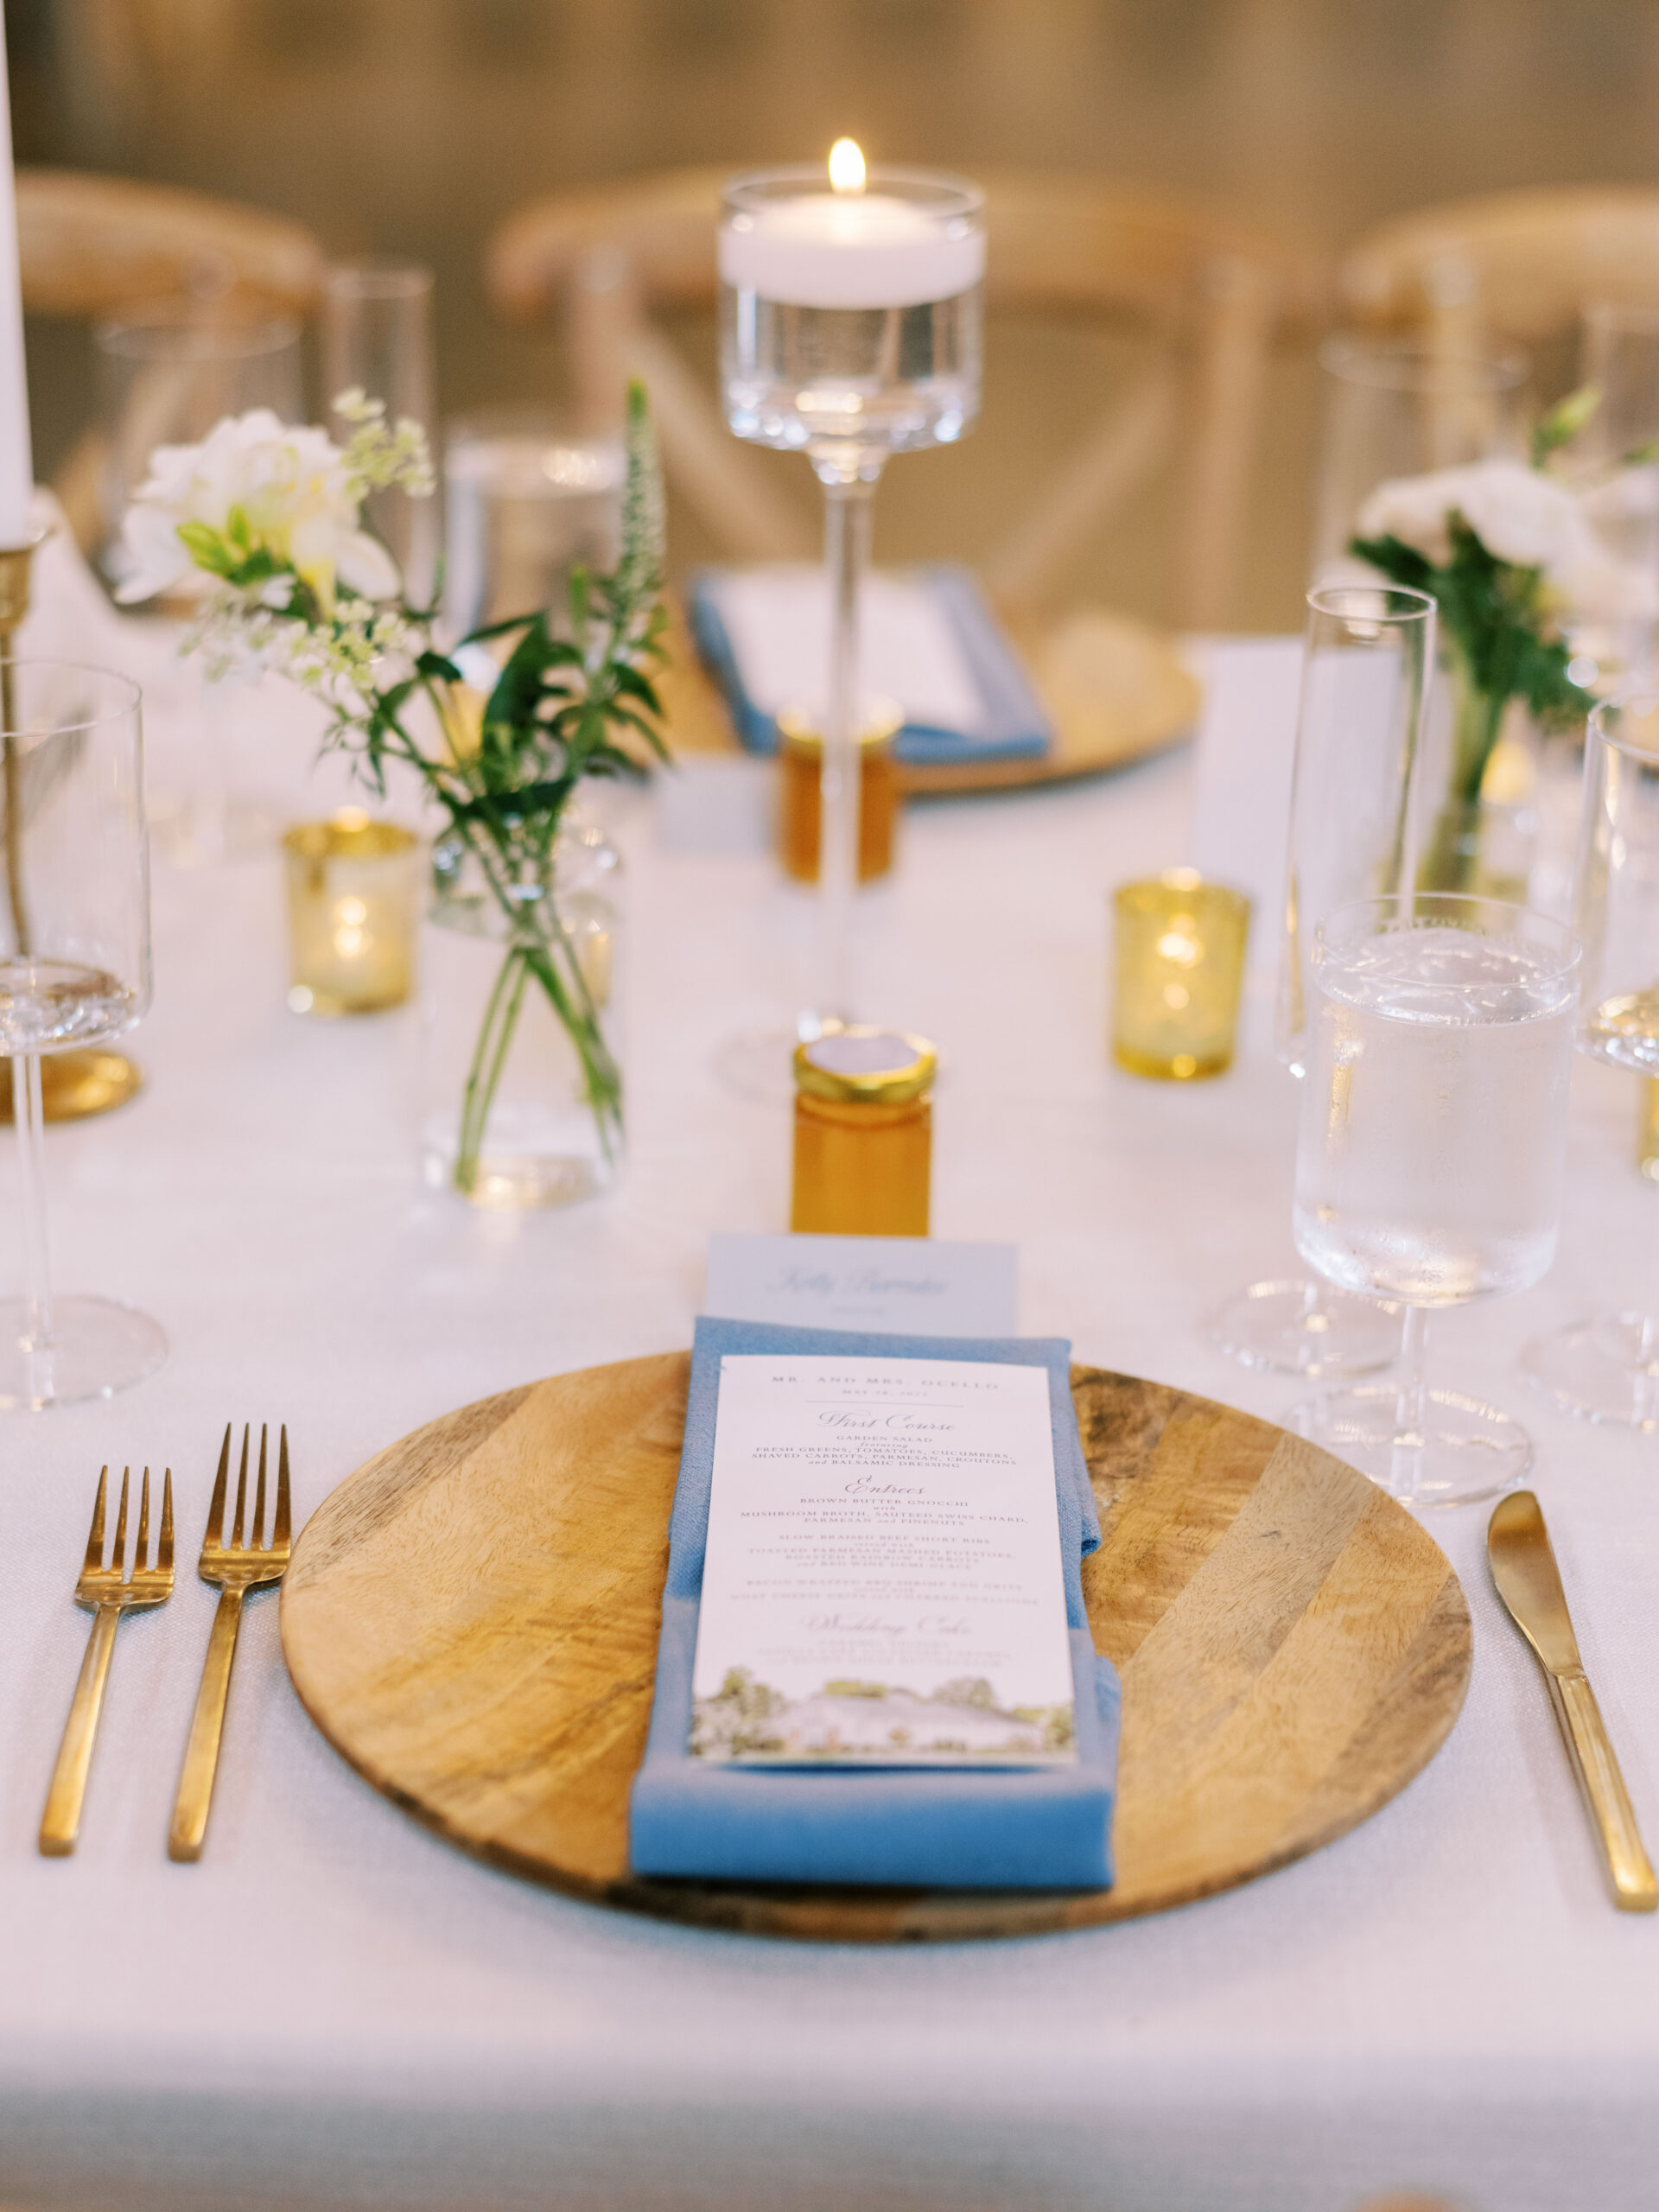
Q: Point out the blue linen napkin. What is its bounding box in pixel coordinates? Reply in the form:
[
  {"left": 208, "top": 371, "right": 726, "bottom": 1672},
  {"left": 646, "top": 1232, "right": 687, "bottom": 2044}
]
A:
[
  {"left": 628, "top": 1318, "right": 1120, "bottom": 1891},
  {"left": 687, "top": 563, "right": 1053, "bottom": 770}
]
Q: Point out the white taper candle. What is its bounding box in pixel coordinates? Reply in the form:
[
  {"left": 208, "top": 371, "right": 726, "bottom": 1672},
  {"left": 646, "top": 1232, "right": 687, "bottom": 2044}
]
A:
[{"left": 0, "top": 5, "right": 35, "bottom": 546}]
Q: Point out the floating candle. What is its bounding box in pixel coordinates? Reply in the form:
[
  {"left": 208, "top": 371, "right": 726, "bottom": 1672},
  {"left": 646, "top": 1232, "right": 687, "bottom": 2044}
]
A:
[{"left": 719, "top": 143, "right": 984, "bottom": 311}]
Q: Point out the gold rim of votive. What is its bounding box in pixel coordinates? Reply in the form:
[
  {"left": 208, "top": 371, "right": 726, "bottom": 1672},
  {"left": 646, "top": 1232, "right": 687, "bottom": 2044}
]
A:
[
  {"left": 283, "top": 810, "right": 419, "bottom": 861},
  {"left": 1112, "top": 868, "right": 1250, "bottom": 925}
]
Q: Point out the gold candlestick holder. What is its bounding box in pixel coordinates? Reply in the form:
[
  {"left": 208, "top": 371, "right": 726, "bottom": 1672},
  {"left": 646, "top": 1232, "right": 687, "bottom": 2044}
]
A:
[{"left": 0, "top": 532, "right": 143, "bottom": 1124}]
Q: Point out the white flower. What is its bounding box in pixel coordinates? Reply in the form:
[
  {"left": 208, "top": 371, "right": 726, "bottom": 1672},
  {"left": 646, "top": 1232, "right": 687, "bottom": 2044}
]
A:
[
  {"left": 1554, "top": 545, "right": 1659, "bottom": 626},
  {"left": 116, "top": 408, "right": 400, "bottom": 611},
  {"left": 1355, "top": 452, "right": 1659, "bottom": 625},
  {"left": 1357, "top": 457, "right": 1586, "bottom": 571}
]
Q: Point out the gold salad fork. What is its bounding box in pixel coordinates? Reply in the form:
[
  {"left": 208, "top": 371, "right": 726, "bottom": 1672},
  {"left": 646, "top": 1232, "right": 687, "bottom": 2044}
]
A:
[
  {"left": 40, "top": 1465, "right": 175, "bottom": 1856},
  {"left": 168, "top": 1422, "right": 290, "bottom": 1863}
]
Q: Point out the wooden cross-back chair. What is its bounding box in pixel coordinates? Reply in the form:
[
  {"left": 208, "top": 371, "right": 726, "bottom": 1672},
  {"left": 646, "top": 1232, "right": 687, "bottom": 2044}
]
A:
[
  {"left": 17, "top": 168, "right": 325, "bottom": 550},
  {"left": 487, "top": 168, "right": 1328, "bottom": 629},
  {"left": 1341, "top": 186, "right": 1659, "bottom": 365}
]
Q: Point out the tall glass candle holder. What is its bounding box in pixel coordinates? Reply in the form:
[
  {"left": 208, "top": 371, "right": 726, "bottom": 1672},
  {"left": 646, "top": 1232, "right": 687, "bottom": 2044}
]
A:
[{"left": 720, "top": 147, "right": 982, "bottom": 1048}]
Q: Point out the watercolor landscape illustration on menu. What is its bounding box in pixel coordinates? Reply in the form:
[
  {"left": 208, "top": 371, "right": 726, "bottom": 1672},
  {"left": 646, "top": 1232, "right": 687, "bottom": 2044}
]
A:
[{"left": 690, "top": 1355, "right": 1078, "bottom": 1766}]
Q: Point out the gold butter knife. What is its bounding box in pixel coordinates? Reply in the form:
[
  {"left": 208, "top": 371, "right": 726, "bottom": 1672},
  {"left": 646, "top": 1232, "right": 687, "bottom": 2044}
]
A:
[{"left": 1488, "top": 1490, "right": 1656, "bottom": 1912}]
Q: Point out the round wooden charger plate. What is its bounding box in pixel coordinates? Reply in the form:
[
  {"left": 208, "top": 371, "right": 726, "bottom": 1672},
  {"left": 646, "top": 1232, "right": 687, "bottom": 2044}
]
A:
[{"left": 281, "top": 1357, "right": 1471, "bottom": 1943}]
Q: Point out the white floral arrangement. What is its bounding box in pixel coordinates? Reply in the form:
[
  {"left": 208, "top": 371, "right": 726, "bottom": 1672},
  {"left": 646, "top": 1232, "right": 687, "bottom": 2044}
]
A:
[
  {"left": 1357, "top": 453, "right": 1659, "bottom": 634},
  {"left": 120, "top": 383, "right": 668, "bottom": 1196}
]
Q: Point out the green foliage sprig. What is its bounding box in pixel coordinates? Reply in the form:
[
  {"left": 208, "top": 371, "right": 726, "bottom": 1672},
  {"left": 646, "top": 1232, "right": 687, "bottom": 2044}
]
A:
[{"left": 1349, "top": 517, "right": 1587, "bottom": 751}]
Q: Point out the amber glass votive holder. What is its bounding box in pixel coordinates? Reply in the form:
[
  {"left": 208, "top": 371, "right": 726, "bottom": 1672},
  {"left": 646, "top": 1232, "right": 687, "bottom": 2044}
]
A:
[
  {"left": 283, "top": 811, "right": 420, "bottom": 1016},
  {"left": 791, "top": 1027, "right": 935, "bottom": 1236},
  {"left": 1112, "top": 870, "right": 1250, "bottom": 1080},
  {"left": 778, "top": 697, "right": 903, "bottom": 885}
]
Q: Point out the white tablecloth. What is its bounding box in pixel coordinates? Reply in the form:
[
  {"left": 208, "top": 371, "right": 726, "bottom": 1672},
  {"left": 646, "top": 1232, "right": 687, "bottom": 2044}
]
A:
[{"left": 2, "top": 637, "right": 1656, "bottom": 2212}]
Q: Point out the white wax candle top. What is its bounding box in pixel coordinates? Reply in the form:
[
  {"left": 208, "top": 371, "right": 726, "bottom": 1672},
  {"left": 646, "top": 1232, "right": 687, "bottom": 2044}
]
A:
[{"left": 720, "top": 190, "right": 983, "bottom": 310}]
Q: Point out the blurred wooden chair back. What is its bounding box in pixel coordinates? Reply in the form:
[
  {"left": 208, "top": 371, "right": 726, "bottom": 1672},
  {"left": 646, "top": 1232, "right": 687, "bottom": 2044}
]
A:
[
  {"left": 1341, "top": 186, "right": 1659, "bottom": 362},
  {"left": 487, "top": 168, "right": 1326, "bottom": 629},
  {"left": 17, "top": 169, "right": 325, "bottom": 550}
]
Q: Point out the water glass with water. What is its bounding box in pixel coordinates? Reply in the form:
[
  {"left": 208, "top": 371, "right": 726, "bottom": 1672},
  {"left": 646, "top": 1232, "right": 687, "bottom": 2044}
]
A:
[{"left": 1290, "top": 893, "right": 1579, "bottom": 1507}]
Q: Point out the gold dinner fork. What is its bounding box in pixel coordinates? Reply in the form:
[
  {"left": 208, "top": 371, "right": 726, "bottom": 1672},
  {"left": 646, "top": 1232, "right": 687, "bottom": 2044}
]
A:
[
  {"left": 168, "top": 1422, "right": 290, "bottom": 1863},
  {"left": 40, "top": 1465, "right": 175, "bottom": 1856}
]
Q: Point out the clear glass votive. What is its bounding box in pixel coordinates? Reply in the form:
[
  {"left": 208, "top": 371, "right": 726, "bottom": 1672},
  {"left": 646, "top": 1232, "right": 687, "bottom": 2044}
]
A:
[
  {"left": 778, "top": 697, "right": 903, "bottom": 885},
  {"left": 283, "top": 813, "right": 419, "bottom": 1016},
  {"left": 1112, "top": 871, "right": 1250, "bottom": 1080}
]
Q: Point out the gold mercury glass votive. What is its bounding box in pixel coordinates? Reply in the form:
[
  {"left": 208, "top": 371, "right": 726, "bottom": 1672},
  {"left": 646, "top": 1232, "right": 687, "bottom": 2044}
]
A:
[
  {"left": 1111, "top": 869, "right": 1250, "bottom": 1080},
  {"left": 283, "top": 812, "right": 420, "bottom": 1016}
]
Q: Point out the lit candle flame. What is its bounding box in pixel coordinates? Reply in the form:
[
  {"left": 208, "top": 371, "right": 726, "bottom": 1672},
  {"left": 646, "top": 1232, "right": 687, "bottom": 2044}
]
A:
[{"left": 829, "top": 138, "right": 866, "bottom": 195}]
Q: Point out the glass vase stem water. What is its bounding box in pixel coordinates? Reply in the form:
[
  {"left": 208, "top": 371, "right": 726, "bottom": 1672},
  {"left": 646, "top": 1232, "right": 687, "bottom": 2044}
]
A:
[
  {"left": 816, "top": 471, "right": 876, "bottom": 1030},
  {"left": 13, "top": 1052, "right": 52, "bottom": 1387}
]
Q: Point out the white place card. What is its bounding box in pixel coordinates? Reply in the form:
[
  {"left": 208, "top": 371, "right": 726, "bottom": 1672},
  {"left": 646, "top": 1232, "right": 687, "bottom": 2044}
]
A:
[
  {"left": 703, "top": 1233, "right": 1017, "bottom": 1338},
  {"left": 690, "top": 1354, "right": 1077, "bottom": 1766},
  {"left": 705, "top": 565, "right": 986, "bottom": 732}
]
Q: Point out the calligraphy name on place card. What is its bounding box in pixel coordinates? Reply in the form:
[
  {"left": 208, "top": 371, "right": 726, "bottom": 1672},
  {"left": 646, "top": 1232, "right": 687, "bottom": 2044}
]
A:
[{"left": 703, "top": 1232, "right": 1016, "bottom": 1338}]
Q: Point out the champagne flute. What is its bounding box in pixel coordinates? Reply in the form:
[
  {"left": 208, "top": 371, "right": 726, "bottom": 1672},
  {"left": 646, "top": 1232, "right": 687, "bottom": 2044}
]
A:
[
  {"left": 97, "top": 304, "right": 302, "bottom": 868},
  {"left": 1289, "top": 893, "right": 1580, "bottom": 1507},
  {"left": 321, "top": 259, "right": 440, "bottom": 605},
  {"left": 1526, "top": 696, "right": 1659, "bottom": 1425},
  {"left": 1209, "top": 582, "right": 1435, "bottom": 1376},
  {"left": 0, "top": 661, "right": 163, "bottom": 1408}
]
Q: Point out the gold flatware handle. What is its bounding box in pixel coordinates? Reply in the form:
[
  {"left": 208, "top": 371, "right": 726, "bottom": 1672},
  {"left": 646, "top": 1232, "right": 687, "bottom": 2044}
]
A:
[
  {"left": 40, "top": 1602, "right": 121, "bottom": 1856},
  {"left": 1547, "top": 1669, "right": 1658, "bottom": 1912},
  {"left": 168, "top": 1587, "right": 245, "bottom": 1863}
]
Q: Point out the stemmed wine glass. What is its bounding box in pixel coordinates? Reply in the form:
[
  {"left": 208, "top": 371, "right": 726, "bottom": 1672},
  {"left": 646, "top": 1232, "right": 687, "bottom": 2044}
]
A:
[
  {"left": 716, "top": 145, "right": 982, "bottom": 1090},
  {"left": 0, "top": 661, "right": 164, "bottom": 1408},
  {"left": 1209, "top": 582, "right": 1436, "bottom": 1376},
  {"left": 1526, "top": 697, "right": 1659, "bottom": 1425},
  {"left": 1288, "top": 893, "right": 1580, "bottom": 1507}
]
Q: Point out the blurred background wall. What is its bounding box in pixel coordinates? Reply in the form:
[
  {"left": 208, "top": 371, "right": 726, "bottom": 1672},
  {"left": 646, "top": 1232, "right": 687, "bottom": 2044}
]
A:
[{"left": 10, "top": 0, "right": 1659, "bottom": 627}]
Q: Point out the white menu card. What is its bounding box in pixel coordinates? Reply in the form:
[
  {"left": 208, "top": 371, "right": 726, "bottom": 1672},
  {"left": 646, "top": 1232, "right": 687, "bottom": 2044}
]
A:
[{"left": 690, "top": 1354, "right": 1077, "bottom": 1767}]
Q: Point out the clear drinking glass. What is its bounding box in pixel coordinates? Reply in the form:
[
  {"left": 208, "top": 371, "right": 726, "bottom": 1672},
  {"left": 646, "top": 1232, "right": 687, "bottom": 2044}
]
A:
[
  {"left": 321, "top": 259, "right": 439, "bottom": 605},
  {"left": 1525, "top": 696, "right": 1659, "bottom": 1425},
  {"left": 719, "top": 157, "right": 983, "bottom": 1071},
  {"left": 1209, "top": 583, "right": 1436, "bottom": 1377},
  {"left": 0, "top": 662, "right": 164, "bottom": 1408},
  {"left": 1289, "top": 893, "right": 1580, "bottom": 1507},
  {"left": 95, "top": 305, "right": 304, "bottom": 595},
  {"left": 97, "top": 306, "right": 303, "bottom": 868},
  {"left": 1312, "top": 339, "right": 1529, "bottom": 582},
  {"left": 441, "top": 410, "right": 624, "bottom": 642},
  {"left": 1554, "top": 304, "right": 1659, "bottom": 696}
]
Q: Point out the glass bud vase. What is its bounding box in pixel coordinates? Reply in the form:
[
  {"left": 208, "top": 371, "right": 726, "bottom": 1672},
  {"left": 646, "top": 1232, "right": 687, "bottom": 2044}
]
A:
[{"left": 419, "top": 810, "right": 625, "bottom": 1208}]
